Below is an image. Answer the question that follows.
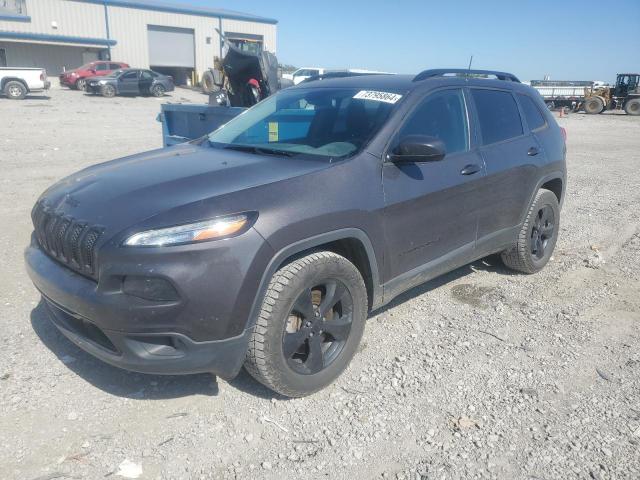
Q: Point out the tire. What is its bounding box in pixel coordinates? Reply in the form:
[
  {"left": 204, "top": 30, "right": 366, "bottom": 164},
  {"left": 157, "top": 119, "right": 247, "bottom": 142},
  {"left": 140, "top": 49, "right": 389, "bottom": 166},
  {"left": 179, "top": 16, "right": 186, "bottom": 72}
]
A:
[
  {"left": 4, "top": 80, "right": 27, "bottom": 100},
  {"left": 500, "top": 188, "right": 560, "bottom": 274},
  {"left": 583, "top": 97, "right": 604, "bottom": 114},
  {"left": 151, "top": 84, "right": 166, "bottom": 97},
  {"left": 75, "top": 78, "right": 86, "bottom": 91},
  {"left": 245, "top": 251, "right": 368, "bottom": 397},
  {"left": 624, "top": 98, "right": 640, "bottom": 116},
  {"left": 100, "top": 84, "right": 116, "bottom": 98}
]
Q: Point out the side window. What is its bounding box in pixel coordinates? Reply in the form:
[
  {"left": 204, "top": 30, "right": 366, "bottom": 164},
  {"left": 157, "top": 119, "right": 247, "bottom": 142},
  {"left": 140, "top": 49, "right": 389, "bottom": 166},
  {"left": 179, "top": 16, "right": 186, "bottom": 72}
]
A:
[
  {"left": 121, "top": 71, "right": 138, "bottom": 80},
  {"left": 399, "top": 89, "right": 469, "bottom": 155},
  {"left": 517, "top": 94, "right": 546, "bottom": 131},
  {"left": 94, "top": 63, "right": 108, "bottom": 71},
  {"left": 471, "top": 89, "right": 523, "bottom": 145},
  {"left": 140, "top": 71, "right": 154, "bottom": 81},
  {"left": 0, "top": 48, "right": 7, "bottom": 67},
  {"left": 109, "top": 63, "right": 122, "bottom": 70}
]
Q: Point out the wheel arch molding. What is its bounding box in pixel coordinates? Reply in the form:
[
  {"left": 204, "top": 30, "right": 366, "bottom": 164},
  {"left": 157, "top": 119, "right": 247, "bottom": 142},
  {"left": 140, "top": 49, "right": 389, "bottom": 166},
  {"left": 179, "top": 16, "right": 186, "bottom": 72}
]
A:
[{"left": 244, "top": 228, "right": 382, "bottom": 332}]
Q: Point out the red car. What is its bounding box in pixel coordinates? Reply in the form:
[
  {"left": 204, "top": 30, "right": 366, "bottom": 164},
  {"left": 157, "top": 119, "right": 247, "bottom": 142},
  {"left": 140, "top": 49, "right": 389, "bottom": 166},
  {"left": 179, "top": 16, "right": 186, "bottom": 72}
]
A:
[{"left": 59, "top": 61, "right": 129, "bottom": 90}]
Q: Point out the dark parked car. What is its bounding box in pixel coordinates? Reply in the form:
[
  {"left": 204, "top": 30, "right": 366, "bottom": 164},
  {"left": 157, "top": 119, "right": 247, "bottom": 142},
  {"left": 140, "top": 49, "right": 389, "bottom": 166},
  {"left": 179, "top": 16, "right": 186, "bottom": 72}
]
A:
[
  {"left": 85, "top": 68, "right": 174, "bottom": 97},
  {"left": 26, "top": 69, "right": 566, "bottom": 397},
  {"left": 59, "top": 61, "right": 129, "bottom": 90}
]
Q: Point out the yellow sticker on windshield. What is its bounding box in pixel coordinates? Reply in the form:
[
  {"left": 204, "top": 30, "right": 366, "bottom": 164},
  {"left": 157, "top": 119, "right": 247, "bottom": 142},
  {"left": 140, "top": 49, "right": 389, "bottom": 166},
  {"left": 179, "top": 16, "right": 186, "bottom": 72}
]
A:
[{"left": 268, "top": 122, "right": 278, "bottom": 142}]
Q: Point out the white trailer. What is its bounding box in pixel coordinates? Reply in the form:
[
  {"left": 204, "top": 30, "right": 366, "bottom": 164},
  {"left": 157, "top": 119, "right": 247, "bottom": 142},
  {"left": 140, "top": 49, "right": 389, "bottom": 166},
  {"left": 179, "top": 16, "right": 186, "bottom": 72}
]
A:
[{"left": 529, "top": 80, "right": 607, "bottom": 111}]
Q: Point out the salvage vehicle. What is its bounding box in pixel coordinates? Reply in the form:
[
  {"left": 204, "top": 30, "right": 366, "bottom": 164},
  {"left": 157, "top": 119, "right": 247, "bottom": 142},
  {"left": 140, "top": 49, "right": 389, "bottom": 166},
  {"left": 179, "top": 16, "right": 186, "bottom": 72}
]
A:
[
  {"left": 0, "top": 67, "right": 50, "bottom": 99},
  {"left": 25, "top": 69, "right": 567, "bottom": 397},
  {"left": 59, "top": 61, "right": 129, "bottom": 91},
  {"left": 201, "top": 29, "right": 280, "bottom": 107},
  {"left": 85, "top": 68, "right": 174, "bottom": 98}
]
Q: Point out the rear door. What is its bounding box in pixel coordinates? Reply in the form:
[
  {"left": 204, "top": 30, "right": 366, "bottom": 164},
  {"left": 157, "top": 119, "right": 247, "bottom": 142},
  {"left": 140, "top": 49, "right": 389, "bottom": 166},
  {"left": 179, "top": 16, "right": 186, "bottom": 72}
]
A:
[
  {"left": 382, "top": 88, "right": 484, "bottom": 294},
  {"left": 94, "top": 62, "right": 109, "bottom": 77},
  {"left": 469, "top": 88, "right": 543, "bottom": 250},
  {"left": 118, "top": 70, "right": 140, "bottom": 95},
  {"left": 139, "top": 70, "right": 155, "bottom": 94}
]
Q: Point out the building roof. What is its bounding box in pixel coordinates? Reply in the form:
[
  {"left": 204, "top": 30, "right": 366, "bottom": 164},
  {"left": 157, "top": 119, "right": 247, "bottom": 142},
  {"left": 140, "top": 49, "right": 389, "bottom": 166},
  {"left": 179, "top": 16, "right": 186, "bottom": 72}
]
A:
[{"left": 80, "top": 0, "right": 278, "bottom": 24}]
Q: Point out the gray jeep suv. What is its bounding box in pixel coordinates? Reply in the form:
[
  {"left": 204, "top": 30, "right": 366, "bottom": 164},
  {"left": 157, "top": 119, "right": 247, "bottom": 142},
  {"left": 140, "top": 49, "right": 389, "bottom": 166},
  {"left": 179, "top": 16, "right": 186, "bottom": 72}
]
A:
[{"left": 25, "top": 69, "right": 566, "bottom": 397}]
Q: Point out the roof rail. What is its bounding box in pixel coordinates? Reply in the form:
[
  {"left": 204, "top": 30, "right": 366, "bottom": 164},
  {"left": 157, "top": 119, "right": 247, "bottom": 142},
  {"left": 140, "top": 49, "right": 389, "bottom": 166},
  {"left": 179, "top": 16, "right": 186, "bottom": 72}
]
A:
[
  {"left": 413, "top": 69, "right": 520, "bottom": 83},
  {"left": 301, "top": 71, "right": 389, "bottom": 84}
]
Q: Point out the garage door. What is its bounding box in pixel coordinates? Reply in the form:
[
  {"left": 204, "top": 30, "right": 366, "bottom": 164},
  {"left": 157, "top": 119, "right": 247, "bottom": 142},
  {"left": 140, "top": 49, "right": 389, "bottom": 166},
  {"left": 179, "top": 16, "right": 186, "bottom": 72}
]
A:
[{"left": 147, "top": 25, "right": 195, "bottom": 68}]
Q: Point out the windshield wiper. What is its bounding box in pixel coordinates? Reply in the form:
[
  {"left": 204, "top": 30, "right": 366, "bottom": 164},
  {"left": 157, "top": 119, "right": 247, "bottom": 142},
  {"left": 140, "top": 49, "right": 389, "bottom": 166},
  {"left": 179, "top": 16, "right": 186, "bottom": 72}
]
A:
[{"left": 222, "top": 144, "right": 298, "bottom": 157}]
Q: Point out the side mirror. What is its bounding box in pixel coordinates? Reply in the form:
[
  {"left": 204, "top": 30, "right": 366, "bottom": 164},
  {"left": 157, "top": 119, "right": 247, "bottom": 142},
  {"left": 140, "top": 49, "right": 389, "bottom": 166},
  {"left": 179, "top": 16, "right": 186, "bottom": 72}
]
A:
[{"left": 390, "top": 135, "right": 446, "bottom": 163}]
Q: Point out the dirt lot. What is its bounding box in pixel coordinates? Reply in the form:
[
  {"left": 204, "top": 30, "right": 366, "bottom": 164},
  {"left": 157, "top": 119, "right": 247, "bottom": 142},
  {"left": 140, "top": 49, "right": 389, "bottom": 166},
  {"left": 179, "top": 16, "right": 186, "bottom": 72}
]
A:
[{"left": 1, "top": 87, "right": 639, "bottom": 480}]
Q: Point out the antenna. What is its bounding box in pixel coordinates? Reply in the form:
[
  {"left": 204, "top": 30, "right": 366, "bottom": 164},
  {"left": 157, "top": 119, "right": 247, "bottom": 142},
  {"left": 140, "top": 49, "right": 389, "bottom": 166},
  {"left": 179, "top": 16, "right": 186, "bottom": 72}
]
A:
[{"left": 468, "top": 55, "right": 474, "bottom": 71}]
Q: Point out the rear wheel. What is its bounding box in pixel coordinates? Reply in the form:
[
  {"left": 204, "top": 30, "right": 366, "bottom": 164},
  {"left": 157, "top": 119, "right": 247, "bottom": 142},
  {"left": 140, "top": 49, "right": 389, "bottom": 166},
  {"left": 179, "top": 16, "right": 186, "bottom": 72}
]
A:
[
  {"left": 151, "top": 84, "right": 166, "bottom": 97},
  {"left": 583, "top": 97, "right": 604, "bottom": 114},
  {"left": 245, "top": 251, "right": 368, "bottom": 397},
  {"left": 624, "top": 98, "right": 640, "bottom": 116},
  {"left": 4, "top": 80, "right": 27, "bottom": 100},
  {"left": 501, "top": 188, "right": 560, "bottom": 274},
  {"left": 101, "top": 84, "right": 116, "bottom": 98}
]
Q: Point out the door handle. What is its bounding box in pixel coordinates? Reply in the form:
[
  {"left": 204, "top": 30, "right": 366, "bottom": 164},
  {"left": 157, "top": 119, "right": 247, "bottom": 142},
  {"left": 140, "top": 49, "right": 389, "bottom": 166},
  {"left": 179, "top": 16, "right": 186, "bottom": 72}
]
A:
[
  {"left": 527, "top": 147, "right": 540, "bottom": 156},
  {"left": 460, "top": 164, "right": 481, "bottom": 175}
]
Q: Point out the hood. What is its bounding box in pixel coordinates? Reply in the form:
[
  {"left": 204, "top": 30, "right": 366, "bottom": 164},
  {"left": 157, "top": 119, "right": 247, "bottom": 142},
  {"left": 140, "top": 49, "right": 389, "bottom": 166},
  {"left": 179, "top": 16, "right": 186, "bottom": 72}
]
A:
[{"left": 37, "top": 144, "right": 332, "bottom": 242}]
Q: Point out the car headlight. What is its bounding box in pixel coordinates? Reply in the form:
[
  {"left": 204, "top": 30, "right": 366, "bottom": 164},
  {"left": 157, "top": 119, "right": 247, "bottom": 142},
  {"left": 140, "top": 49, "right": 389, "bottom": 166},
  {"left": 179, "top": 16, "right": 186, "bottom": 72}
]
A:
[{"left": 123, "top": 214, "right": 251, "bottom": 247}]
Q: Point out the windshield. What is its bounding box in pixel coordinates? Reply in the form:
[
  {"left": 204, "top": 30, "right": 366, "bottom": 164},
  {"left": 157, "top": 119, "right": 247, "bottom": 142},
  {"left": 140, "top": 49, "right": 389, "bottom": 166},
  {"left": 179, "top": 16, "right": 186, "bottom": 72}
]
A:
[
  {"left": 208, "top": 87, "right": 402, "bottom": 159},
  {"left": 108, "top": 69, "right": 125, "bottom": 77}
]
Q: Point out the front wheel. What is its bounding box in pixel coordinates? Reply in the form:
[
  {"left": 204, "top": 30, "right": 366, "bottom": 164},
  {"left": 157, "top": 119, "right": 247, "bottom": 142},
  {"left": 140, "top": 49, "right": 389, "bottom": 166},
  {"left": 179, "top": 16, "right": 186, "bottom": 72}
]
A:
[
  {"left": 583, "top": 97, "right": 604, "bottom": 114},
  {"left": 245, "top": 251, "right": 368, "bottom": 397},
  {"left": 501, "top": 188, "right": 560, "bottom": 274},
  {"left": 100, "top": 84, "right": 116, "bottom": 98},
  {"left": 75, "top": 78, "right": 86, "bottom": 91}
]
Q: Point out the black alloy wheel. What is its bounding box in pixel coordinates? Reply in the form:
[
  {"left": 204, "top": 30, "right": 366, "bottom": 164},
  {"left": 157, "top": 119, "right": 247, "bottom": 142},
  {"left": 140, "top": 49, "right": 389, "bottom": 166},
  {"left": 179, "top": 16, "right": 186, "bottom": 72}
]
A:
[
  {"left": 530, "top": 205, "right": 555, "bottom": 261},
  {"left": 283, "top": 280, "right": 353, "bottom": 375}
]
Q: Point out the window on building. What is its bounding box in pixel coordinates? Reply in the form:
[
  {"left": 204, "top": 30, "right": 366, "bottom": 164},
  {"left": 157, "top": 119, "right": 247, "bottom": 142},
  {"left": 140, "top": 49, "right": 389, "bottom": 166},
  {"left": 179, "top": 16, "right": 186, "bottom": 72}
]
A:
[
  {"left": 399, "top": 89, "right": 469, "bottom": 155},
  {"left": 471, "top": 89, "right": 523, "bottom": 145},
  {"left": 0, "top": 49, "right": 7, "bottom": 68},
  {"left": 1, "top": 0, "right": 27, "bottom": 15},
  {"left": 517, "top": 93, "right": 546, "bottom": 131}
]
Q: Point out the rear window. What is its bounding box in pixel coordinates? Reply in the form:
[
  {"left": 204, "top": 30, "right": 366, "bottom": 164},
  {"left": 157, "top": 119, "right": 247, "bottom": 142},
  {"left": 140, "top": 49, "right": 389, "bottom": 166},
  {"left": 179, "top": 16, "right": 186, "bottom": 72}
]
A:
[
  {"left": 517, "top": 93, "right": 546, "bottom": 130},
  {"left": 471, "top": 89, "right": 523, "bottom": 145}
]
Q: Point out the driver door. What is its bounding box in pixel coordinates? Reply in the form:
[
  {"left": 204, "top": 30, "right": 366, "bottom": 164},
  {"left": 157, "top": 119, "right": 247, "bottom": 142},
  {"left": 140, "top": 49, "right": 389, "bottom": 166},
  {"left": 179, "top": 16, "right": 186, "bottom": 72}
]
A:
[
  {"left": 118, "top": 70, "right": 140, "bottom": 95},
  {"left": 382, "top": 88, "right": 485, "bottom": 296}
]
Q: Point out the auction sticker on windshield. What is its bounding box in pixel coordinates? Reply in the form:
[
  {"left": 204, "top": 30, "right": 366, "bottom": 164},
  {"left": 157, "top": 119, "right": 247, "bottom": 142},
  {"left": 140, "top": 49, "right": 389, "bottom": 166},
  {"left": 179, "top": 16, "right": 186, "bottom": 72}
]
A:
[{"left": 353, "top": 90, "right": 402, "bottom": 104}]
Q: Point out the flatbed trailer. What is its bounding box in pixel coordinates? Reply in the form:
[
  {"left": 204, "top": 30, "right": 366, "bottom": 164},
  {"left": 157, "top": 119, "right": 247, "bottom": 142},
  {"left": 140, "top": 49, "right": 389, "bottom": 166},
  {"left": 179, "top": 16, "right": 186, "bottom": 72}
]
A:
[{"left": 529, "top": 80, "right": 605, "bottom": 111}]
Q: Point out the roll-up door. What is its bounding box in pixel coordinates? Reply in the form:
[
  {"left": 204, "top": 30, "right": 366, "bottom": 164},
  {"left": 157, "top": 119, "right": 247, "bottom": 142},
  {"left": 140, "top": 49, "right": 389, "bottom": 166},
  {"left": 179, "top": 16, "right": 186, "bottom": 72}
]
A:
[{"left": 147, "top": 25, "right": 195, "bottom": 68}]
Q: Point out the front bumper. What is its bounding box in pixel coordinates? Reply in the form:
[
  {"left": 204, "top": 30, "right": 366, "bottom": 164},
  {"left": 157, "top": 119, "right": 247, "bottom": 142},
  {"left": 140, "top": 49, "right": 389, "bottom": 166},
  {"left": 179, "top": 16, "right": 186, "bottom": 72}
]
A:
[
  {"left": 25, "top": 228, "right": 272, "bottom": 377},
  {"left": 42, "top": 296, "right": 251, "bottom": 377}
]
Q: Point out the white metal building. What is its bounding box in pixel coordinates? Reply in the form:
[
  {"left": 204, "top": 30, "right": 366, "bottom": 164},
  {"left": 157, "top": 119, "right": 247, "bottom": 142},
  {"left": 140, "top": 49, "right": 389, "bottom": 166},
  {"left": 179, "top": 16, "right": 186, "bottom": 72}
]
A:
[{"left": 0, "top": 0, "right": 277, "bottom": 83}]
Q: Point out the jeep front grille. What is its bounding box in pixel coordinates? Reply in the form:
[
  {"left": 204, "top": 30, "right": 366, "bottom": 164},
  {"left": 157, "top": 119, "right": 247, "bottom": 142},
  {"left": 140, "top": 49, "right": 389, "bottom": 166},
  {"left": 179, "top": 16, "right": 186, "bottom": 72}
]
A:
[{"left": 31, "top": 200, "right": 104, "bottom": 279}]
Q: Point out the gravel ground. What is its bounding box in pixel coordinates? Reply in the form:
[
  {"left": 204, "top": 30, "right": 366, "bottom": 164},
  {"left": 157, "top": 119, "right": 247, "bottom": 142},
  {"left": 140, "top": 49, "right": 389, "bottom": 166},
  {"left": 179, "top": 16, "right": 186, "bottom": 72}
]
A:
[{"left": 0, "top": 87, "right": 639, "bottom": 480}]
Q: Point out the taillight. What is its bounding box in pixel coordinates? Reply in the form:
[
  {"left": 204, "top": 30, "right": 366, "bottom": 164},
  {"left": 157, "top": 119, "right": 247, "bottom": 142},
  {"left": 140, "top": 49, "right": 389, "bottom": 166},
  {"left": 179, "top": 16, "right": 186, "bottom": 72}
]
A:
[
  {"left": 560, "top": 127, "right": 567, "bottom": 142},
  {"left": 40, "top": 72, "right": 45, "bottom": 81}
]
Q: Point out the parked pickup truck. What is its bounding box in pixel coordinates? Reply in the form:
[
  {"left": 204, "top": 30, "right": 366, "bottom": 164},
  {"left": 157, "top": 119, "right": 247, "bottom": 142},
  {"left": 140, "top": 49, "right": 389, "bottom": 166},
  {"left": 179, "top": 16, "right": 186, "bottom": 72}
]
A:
[{"left": 0, "top": 67, "right": 50, "bottom": 99}]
